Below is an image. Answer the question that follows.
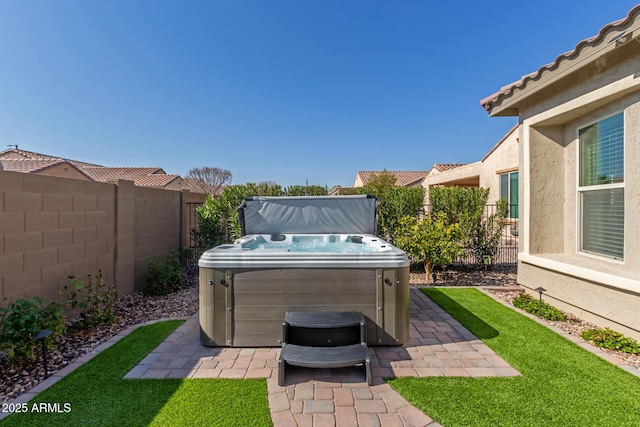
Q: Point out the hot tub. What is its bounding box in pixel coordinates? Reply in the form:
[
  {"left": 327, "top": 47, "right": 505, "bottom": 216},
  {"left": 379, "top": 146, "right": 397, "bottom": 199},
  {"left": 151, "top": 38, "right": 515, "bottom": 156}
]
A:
[{"left": 199, "top": 196, "right": 410, "bottom": 347}]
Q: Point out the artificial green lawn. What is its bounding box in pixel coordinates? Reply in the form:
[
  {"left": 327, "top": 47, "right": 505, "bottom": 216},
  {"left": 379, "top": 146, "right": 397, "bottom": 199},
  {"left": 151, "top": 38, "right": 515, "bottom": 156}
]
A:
[
  {"left": 3, "top": 320, "right": 271, "bottom": 427},
  {"left": 388, "top": 288, "right": 640, "bottom": 427}
]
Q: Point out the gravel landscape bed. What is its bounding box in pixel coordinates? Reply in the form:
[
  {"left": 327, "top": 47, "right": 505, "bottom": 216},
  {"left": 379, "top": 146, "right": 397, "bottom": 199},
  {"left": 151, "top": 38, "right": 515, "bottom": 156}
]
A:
[{"left": 1, "top": 264, "right": 637, "bottom": 404}]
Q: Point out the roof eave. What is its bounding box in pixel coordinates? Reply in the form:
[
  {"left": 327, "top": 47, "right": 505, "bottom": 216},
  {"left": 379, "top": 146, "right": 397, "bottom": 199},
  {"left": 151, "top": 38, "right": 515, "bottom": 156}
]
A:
[{"left": 481, "top": 5, "right": 640, "bottom": 117}]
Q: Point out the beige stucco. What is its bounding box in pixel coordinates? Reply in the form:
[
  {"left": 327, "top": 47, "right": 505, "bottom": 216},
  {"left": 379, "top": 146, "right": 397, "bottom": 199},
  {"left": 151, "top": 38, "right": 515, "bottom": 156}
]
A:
[
  {"left": 34, "top": 163, "right": 92, "bottom": 181},
  {"left": 422, "top": 126, "right": 519, "bottom": 205},
  {"left": 494, "top": 18, "right": 640, "bottom": 340}
]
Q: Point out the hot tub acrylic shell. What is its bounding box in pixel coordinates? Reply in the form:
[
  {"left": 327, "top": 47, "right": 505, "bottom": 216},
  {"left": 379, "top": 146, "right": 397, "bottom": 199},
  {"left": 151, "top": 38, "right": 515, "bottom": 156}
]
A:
[{"left": 198, "top": 234, "right": 410, "bottom": 347}]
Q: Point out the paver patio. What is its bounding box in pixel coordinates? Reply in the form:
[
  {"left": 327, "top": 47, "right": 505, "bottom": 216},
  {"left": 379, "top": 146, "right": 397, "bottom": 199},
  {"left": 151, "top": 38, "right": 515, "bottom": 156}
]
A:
[
  {"left": 4, "top": 287, "right": 638, "bottom": 426},
  {"left": 124, "top": 288, "right": 520, "bottom": 426}
]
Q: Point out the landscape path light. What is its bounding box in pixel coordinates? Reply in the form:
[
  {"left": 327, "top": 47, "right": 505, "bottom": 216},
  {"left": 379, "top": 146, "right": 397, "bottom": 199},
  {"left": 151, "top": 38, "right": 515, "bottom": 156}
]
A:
[
  {"left": 534, "top": 287, "right": 546, "bottom": 318},
  {"left": 33, "top": 329, "right": 53, "bottom": 379}
]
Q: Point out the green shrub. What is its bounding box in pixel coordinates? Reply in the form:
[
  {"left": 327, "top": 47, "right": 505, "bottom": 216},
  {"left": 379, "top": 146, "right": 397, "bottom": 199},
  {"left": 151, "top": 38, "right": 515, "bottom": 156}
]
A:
[
  {"left": 512, "top": 293, "right": 568, "bottom": 321},
  {"left": 0, "top": 297, "right": 65, "bottom": 362},
  {"left": 429, "top": 187, "right": 508, "bottom": 269},
  {"left": 284, "top": 184, "right": 328, "bottom": 196},
  {"left": 356, "top": 175, "right": 425, "bottom": 243},
  {"left": 580, "top": 328, "right": 640, "bottom": 354},
  {"left": 145, "top": 254, "right": 183, "bottom": 296},
  {"left": 62, "top": 270, "right": 117, "bottom": 330},
  {"left": 394, "top": 213, "right": 462, "bottom": 281}
]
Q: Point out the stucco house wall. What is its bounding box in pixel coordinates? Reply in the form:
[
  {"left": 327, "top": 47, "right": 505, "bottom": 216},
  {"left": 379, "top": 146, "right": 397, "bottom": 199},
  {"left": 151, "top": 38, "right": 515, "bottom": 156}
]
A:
[
  {"left": 482, "top": 6, "right": 640, "bottom": 340},
  {"left": 421, "top": 126, "right": 519, "bottom": 205},
  {"left": 479, "top": 126, "right": 519, "bottom": 204}
]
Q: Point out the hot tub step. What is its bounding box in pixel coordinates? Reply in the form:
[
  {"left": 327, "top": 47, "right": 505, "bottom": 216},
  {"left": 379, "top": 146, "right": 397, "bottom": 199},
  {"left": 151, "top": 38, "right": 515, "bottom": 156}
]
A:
[
  {"left": 283, "top": 311, "right": 365, "bottom": 329},
  {"left": 278, "top": 343, "right": 371, "bottom": 385},
  {"left": 279, "top": 311, "right": 371, "bottom": 385}
]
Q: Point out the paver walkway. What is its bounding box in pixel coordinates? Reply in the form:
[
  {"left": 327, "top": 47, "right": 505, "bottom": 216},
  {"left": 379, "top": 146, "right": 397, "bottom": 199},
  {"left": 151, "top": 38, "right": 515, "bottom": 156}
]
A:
[{"left": 124, "top": 288, "right": 520, "bottom": 426}]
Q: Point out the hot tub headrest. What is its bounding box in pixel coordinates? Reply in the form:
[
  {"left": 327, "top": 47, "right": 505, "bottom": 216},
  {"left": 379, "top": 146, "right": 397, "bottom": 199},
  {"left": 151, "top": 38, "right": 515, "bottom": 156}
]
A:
[{"left": 238, "top": 195, "right": 378, "bottom": 235}]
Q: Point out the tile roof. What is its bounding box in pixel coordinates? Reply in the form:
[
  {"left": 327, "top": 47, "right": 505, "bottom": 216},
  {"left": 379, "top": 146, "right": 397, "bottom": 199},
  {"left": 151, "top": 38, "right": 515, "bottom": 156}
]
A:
[
  {"left": 80, "top": 167, "right": 165, "bottom": 182},
  {"left": 357, "top": 170, "right": 429, "bottom": 187},
  {"left": 0, "top": 159, "right": 63, "bottom": 173},
  {"left": 480, "top": 5, "right": 640, "bottom": 113},
  {"left": 429, "top": 163, "right": 466, "bottom": 173},
  {"left": 0, "top": 148, "right": 102, "bottom": 168},
  {"left": 134, "top": 174, "right": 181, "bottom": 187},
  {"left": 0, "top": 148, "right": 180, "bottom": 188},
  {"left": 0, "top": 159, "right": 93, "bottom": 179}
]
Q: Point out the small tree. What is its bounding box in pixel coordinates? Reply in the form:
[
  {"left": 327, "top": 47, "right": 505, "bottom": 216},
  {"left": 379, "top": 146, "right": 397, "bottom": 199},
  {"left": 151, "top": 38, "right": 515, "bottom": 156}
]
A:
[
  {"left": 470, "top": 198, "right": 508, "bottom": 269},
  {"left": 358, "top": 170, "right": 397, "bottom": 199},
  {"left": 394, "top": 213, "right": 462, "bottom": 282},
  {"left": 186, "top": 166, "right": 233, "bottom": 195}
]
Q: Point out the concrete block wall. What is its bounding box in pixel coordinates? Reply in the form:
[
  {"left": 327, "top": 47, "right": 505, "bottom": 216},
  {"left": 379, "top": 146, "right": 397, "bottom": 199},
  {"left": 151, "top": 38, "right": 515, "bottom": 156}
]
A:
[
  {"left": 1, "top": 171, "right": 202, "bottom": 305},
  {"left": 0, "top": 171, "right": 116, "bottom": 303},
  {"left": 132, "top": 185, "right": 182, "bottom": 290}
]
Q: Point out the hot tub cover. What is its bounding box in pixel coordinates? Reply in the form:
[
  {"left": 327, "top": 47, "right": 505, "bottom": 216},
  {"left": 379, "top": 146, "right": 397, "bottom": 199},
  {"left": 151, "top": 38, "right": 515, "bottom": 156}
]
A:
[{"left": 238, "top": 195, "right": 377, "bottom": 235}]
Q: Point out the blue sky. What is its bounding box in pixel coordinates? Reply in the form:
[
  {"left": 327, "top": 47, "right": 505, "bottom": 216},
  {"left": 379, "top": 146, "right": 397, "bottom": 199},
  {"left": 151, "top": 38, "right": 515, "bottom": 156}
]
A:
[{"left": 1, "top": 1, "right": 638, "bottom": 188}]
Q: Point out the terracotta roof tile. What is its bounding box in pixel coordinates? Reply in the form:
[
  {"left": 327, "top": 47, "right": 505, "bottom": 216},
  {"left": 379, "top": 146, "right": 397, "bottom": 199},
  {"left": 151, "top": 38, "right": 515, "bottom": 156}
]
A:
[
  {"left": 430, "top": 163, "right": 466, "bottom": 173},
  {"left": 357, "top": 170, "right": 429, "bottom": 187},
  {"left": 0, "top": 159, "right": 63, "bottom": 173},
  {"left": 134, "top": 174, "right": 181, "bottom": 187},
  {"left": 0, "top": 148, "right": 179, "bottom": 188},
  {"left": 80, "top": 167, "right": 164, "bottom": 182},
  {"left": 481, "top": 5, "right": 640, "bottom": 112},
  {"left": 0, "top": 148, "right": 102, "bottom": 168}
]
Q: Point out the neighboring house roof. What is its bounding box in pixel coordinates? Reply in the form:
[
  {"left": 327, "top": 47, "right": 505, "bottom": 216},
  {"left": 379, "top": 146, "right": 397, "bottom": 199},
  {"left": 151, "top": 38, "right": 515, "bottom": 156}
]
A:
[
  {"left": 0, "top": 147, "right": 181, "bottom": 189},
  {"left": 81, "top": 167, "right": 165, "bottom": 182},
  {"left": 134, "top": 174, "right": 182, "bottom": 187},
  {"left": 356, "top": 170, "right": 429, "bottom": 187},
  {"left": 481, "top": 5, "right": 640, "bottom": 115},
  {"left": 429, "top": 163, "right": 466, "bottom": 174},
  {"left": 0, "top": 159, "right": 64, "bottom": 173},
  {"left": 0, "top": 147, "right": 101, "bottom": 168},
  {"left": 0, "top": 159, "right": 93, "bottom": 178}
]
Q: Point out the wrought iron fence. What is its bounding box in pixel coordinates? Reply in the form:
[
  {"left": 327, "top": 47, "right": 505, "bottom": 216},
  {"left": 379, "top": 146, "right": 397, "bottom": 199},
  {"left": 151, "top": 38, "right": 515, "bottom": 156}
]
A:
[
  {"left": 185, "top": 202, "right": 203, "bottom": 264},
  {"left": 422, "top": 204, "right": 519, "bottom": 269}
]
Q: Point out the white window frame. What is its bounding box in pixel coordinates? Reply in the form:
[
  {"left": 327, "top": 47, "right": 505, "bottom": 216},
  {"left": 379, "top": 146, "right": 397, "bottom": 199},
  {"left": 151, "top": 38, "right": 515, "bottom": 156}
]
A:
[{"left": 576, "top": 111, "right": 625, "bottom": 262}]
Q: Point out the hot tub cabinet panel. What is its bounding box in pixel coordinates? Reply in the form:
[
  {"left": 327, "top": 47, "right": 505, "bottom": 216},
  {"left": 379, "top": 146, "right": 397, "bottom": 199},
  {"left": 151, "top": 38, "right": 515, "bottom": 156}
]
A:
[
  {"left": 199, "top": 267, "right": 409, "bottom": 347},
  {"left": 199, "top": 268, "right": 233, "bottom": 346}
]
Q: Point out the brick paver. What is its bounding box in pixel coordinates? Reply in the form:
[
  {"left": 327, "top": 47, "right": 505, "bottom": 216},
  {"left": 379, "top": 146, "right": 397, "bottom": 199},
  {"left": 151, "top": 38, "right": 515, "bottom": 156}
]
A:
[
  {"left": 115, "top": 288, "right": 522, "bottom": 425},
  {"left": 15, "top": 287, "right": 639, "bottom": 426}
]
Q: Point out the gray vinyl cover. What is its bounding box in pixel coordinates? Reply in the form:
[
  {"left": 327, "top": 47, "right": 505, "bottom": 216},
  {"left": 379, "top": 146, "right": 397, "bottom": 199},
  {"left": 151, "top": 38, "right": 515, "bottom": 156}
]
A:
[{"left": 238, "top": 195, "right": 377, "bottom": 235}]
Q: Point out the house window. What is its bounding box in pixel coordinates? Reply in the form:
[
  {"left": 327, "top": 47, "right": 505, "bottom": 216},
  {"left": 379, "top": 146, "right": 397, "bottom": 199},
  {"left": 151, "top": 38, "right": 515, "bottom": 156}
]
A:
[
  {"left": 578, "top": 112, "right": 624, "bottom": 260},
  {"left": 499, "top": 171, "right": 518, "bottom": 218}
]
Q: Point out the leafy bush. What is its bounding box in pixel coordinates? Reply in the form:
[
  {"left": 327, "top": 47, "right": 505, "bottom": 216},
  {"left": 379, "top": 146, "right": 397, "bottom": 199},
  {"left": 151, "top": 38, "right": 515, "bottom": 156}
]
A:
[
  {"left": 429, "top": 187, "right": 508, "bottom": 269},
  {"left": 0, "top": 297, "right": 65, "bottom": 362},
  {"left": 394, "top": 213, "right": 462, "bottom": 281},
  {"left": 512, "top": 293, "right": 568, "bottom": 321},
  {"left": 62, "top": 270, "right": 117, "bottom": 330},
  {"left": 580, "top": 328, "right": 640, "bottom": 355},
  {"left": 376, "top": 186, "right": 425, "bottom": 243},
  {"left": 284, "top": 185, "right": 328, "bottom": 196},
  {"left": 194, "top": 182, "right": 333, "bottom": 250},
  {"left": 357, "top": 170, "right": 397, "bottom": 199},
  {"left": 356, "top": 178, "right": 425, "bottom": 243},
  {"left": 145, "top": 254, "right": 183, "bottom": 296}
]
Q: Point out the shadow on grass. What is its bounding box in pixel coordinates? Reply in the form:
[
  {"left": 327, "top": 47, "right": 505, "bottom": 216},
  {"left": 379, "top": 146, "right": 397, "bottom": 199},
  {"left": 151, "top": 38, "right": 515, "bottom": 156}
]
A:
[
  {"left": 421, "top": 288, "right": 499, "bottom": 340},
  {"left": 2, "top": 321, "right": 271, "bottom": 427}
]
